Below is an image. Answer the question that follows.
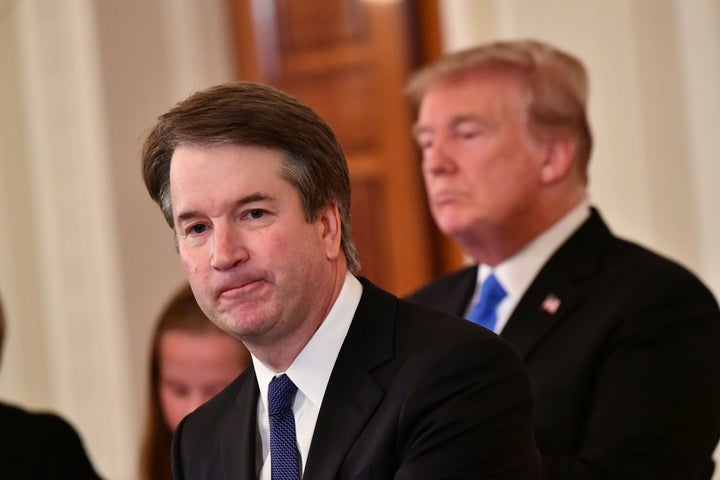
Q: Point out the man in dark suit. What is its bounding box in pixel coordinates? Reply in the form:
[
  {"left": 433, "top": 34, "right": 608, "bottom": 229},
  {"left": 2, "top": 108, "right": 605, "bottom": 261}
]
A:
[
  {"left": 141, "top": 82, "right": 540, "bottom": 479},
  {"left": 405, "top": 39, "right": 720, "bottom": 478},
  {"left": 0, "top": 295, "right": 102, "bottom": 479}
]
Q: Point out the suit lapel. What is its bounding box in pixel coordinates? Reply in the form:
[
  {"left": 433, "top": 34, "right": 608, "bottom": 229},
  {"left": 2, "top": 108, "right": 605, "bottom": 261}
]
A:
[
  {"left": 303, "top": 278, "right": 396, "bottom": 479},
  {"left": 220, "top": 369, "right": 259, "bottom": 480},
  {"left": 501, "top": 209, "right": 613, "bottom": 360},
  {"left": 434, "top": 266, "right": 478, "bottom": 317}
]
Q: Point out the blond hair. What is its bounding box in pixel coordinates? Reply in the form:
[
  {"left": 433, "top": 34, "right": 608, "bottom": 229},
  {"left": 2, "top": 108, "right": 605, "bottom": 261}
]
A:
[{"left": 406, "top": 39, "right": 592, "bottom": 181}]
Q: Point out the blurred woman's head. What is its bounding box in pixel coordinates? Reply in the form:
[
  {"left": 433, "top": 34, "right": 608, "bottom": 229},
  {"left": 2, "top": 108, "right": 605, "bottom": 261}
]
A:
[{"left": 140, "top": 283, "right": 251, "bottom": 480}]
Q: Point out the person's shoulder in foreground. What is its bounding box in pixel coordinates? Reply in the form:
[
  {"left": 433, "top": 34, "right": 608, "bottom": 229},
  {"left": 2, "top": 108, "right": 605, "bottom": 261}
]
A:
[
  {"left": 174, "top": 276, "right": 541, "bottom": 479},
  {"left": 0, "top": 401, "right": 102, "bottom": 479},
  {"left": 0, "top": 293, "right": 101, "bottom": 479}
]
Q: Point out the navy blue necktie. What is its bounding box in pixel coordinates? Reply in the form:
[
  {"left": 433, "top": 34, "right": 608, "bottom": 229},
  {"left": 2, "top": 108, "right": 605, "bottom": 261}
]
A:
[
  {"left": 268, "top": 374, "right": 300, "bottom": 480},
  {"left": 468, "top": 273, "right": 507, "bottom": 332}
]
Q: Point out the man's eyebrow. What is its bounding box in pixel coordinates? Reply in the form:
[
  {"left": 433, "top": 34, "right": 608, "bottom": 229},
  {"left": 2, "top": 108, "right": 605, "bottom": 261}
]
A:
[
  {"left": 237, "top": 192, "right": 272, "bottom": 206},
  {"left": 174, "top": 192, "right": 273, "bottom": 223},
  {"left": 449, "top": 114, "right": 484, "bottom": 127},
  {"left": 412, "top": 114, "right": 485, "bottom": 138}
]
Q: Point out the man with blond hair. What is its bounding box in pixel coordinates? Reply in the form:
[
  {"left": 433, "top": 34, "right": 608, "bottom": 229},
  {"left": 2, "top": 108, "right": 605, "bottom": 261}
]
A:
[{"left": 407, "top": 39, "right": 720, "bottom": 479}]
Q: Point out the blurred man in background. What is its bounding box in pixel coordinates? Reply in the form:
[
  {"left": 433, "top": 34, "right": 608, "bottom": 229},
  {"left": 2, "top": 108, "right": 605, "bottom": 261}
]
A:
[{"left": 406, "top": 39, "right": 720, "bottom": 479}]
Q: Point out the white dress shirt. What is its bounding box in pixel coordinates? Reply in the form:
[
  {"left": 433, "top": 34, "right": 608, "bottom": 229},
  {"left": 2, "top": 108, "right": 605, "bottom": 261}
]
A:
[
  {"left": 467, "top": 200, "right": 591, "bottom": 333},
  {"left": 254, "top": 272, "right": 362, "bottom": 479}
]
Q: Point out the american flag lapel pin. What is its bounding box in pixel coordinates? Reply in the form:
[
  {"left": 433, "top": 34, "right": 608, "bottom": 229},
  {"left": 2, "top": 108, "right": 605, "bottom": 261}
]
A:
[{"left": 541, "top": 294, "right": 561, "bottom": 315}]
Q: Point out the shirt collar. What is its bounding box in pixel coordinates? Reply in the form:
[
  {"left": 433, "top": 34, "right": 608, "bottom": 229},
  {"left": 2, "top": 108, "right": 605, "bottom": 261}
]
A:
[
  {"left": 479, "top": 199, "right": 591, "bottom": 300},
  {"left": 254, "top": 272, "right": 363, "bottom": 412}
]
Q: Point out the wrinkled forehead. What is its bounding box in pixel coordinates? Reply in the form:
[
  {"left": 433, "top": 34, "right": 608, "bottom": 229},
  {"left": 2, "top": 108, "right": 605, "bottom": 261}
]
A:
[
  {"left": 426, "top": 65, "right": 531, "bottom": 103},
  {"left": 415, "top": 68, "right": 531, "bottom": 128}
]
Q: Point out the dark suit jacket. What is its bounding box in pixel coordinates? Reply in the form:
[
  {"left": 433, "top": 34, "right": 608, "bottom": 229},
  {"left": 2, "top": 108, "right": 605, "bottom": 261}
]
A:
[
  {"left": 0, "top": 401, "right": 101, "bottom": 479},
  {"left": 172, "top": 277, "right": 540, "bottom": 479},
  {"left": 408, "top": 209, "right": 720, "bottom": 479}
]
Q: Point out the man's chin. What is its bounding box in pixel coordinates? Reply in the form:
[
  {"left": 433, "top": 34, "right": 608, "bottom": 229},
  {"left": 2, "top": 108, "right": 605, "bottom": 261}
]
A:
[
  {"left": 217, "top": 306, "right": 272, "bottom": 337},
  {"left": 436, "top": 218, "right": 468, "bottom": 239}
]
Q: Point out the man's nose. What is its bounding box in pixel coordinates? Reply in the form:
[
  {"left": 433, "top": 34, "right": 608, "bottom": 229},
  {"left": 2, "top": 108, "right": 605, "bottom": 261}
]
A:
[
  {"left": 211, "top": 223, "right": 248, "bottom": 270},
  {"left": 422, "top": 137, "right": 456, "bottom": 176}
]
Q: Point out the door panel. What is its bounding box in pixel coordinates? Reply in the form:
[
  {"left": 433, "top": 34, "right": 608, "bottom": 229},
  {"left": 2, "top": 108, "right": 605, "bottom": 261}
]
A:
[{"left": 230, "top": 0, "right": 450, "bottom": 295}]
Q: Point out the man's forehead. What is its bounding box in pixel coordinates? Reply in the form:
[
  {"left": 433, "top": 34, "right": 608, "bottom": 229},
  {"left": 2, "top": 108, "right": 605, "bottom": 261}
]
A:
[{"left": 169, "top": 144, "right": 284, "bottom": 175}]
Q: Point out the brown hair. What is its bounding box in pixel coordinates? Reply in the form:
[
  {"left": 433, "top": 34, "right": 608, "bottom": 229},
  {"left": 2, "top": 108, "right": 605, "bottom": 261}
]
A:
[
  {"left": 138, "top": 283, "right": 250, "bottom": 480},
  {"left": 141, "top": 81, "right": 360, "bottom": 272},
  {"left": 406, "top": 39, "right": 592, "bottom": 182}
]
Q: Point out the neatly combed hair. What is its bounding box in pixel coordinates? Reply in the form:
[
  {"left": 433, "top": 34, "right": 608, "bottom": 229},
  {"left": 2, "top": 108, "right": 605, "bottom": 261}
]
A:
[
  {"left": 141, "top": 81, "right": 360, "bottom": 272},
  {"left": 406, "top": 39, "right": 593, "bottom": 182}
]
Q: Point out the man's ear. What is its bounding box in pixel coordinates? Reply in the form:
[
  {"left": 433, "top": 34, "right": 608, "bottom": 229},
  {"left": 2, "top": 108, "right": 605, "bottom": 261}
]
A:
[
  {"left": 318, "top": 202, "right": 342, "bottom": 260},
  {"left": 540, "top": 137, "right": 577, "bottom": 184}
]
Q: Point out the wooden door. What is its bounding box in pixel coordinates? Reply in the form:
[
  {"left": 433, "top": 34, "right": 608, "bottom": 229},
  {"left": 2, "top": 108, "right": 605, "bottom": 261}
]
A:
[{"left": 230, "top": 0, "right": 455, "bottom": 296}]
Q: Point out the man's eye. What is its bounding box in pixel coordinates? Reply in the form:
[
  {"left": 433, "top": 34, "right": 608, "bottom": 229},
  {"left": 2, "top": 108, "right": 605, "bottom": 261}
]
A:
[
  {"left": 415, "top": 135, "right": 433, "bottom": 151},
  {"left": 247, "top": 209, "right": 265, "bottom": 219},
  {"left": 418, "top": 141, "right": 433, "bottom": 152},
  {"left": 458, "top": 129, "right": 481, "bottom": 139},
  {"left": 190, "top": 224, "right": 207, "bottom": 234}
]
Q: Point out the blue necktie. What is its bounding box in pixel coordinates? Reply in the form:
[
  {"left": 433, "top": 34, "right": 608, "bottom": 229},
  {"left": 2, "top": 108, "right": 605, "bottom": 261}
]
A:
[
  {"left": 269, "top": 374, "right": 300, "bottom": 480},
  {"left": 468, "top": 273, "right": 507, "bottom": 332}
]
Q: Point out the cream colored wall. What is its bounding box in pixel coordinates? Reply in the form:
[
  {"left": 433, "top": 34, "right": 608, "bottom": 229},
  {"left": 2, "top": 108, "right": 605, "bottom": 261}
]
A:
[
  {"left": 0, "top": 1, "right": 718, "bottom": 479},
  {"left": 1, "top": 2, "right": 135, "bottom": 479},
  {"left": 0, "top": 1, "right": 234, "bottom": 479}
]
